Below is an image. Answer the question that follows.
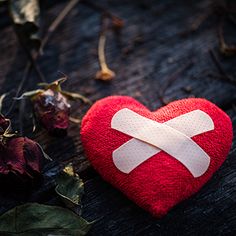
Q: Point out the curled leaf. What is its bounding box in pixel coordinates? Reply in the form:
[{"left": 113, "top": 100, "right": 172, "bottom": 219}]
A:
[
  {"left": 15, "top": 89, "right": 43, "bottom": 100},
  {"left": 56, "top": 163, "right": 84, "bottom": 207},
  {"left": 9, "top": 0, "right": 41, "bottom": 50},
  {"left": 38, "top": 77, "right": 67, "bottom": 91},
  {"left": 0, "top": 203, "right": 91, "bottom": 236}
]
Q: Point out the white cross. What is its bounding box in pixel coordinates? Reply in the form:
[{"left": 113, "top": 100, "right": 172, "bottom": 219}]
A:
[{"left": 111, "top": 108, "right": 214, "bottom": 177}]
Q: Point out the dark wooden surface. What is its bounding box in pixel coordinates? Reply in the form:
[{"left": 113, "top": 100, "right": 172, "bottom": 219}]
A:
[{"left": 1, "top": 0, "right": 236, "bottom": 235}]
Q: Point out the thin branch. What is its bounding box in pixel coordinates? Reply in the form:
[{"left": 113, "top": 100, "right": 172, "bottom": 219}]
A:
[
  {"left": 18, "top": 99, "right": 25, "bottom": 135},
  {"left": 5, "top": 63, "right": 31, "bottom": 116},
  {"left": 80, "top": 0, "right": 120, "bottom": 20},
  {"left": 40, "top": 0, "right": 79, "bottom": 55},
  {"left": 190, "top": 9, "right": 212, "bottom": 32},
  {"left": 6, "top": 0, "right": 80, "bottom": 116},
  {"left": 218, "top": 17, "right": 236, "bottom": 56},
  {"left": 162, "top": 60, "right": 194, "bottom": 92},
  {"left": 208, "top": 49, "right": 236, "bottom": 85},
  {"left": 157, "top": 60, "right": 194, "bottom": 105},
  {"left": 14, "top": 28, "right": 46, "bottom": 82},
  {"left": 95, "top": 14, "right": 115, "bottom": 81},
  {"left": 228, "top": 14, "right": 236, "bottom": 27}
]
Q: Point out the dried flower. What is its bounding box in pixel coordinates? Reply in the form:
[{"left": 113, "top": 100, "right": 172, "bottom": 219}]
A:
[
  {"left": 32, "top": 88, "right": 70, "bottom": 136},
  {"left": 17, "top": 77, "right": 91, "bottom": 136},
  {"left": 0, "top": 115, "right": 47, "bottom": 180}
]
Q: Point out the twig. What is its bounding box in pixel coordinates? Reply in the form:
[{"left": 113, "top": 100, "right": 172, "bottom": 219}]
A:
[
  {"left": 80, "top": 0, "right": 120, "bottom": 20},
  {"left": 228, "top": 14, "right": 236, "bottom": 27},
  {"left": 18, "top": 99, "right": 25, "bottom": 135},
  {"left": 95, "top": 14, "right": 115, "bottom": 81},
  {"left": 157, "top": 60, "right": 194, "bottom": 105},
  {"left": 209, "top": 49, "right": 232, "bottom": 78},
  {"left": 190, "top": 9, "right": 212, "bottom": 32},
  {"left": 162, "top": 60, "right": 194, "bottom": 92},
  {"left": 208, "top": 49, "right": 236, "bottom": 84},
  {"left": 208, "top": 73, "right": 236, "bottom": 86},
  {"left": 40, "top": 0, "right": 79, "bottom": 55},
  {"left": 14, "top": 28, "right": 46, "bottom": 83},
  {"left": 6, "top": 0, "right": 80, "bottom": 116},
  {"left": 218, "top": 17, "right": 236, "bottom": 55},
  {"left": 5, "top": 63, "right": 31, "bottom": 116}
]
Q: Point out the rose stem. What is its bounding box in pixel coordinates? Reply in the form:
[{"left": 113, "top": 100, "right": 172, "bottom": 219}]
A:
[{"left": 5, "top": 0, "right": 79, "bottom": 116}]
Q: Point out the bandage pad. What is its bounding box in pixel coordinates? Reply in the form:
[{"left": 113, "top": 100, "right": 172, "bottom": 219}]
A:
[{"left": 111, "top": 109, "right": 214, "bottom": 177}]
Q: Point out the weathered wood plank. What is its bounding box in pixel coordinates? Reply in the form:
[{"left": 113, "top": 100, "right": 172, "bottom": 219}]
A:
[{"left": 0, "top": 0, "right": 236, "bottom": 235}]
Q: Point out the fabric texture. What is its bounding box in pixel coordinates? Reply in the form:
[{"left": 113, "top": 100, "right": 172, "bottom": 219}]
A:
[{"left": 81, "top": 96, "right": 233, "bottom": 217}]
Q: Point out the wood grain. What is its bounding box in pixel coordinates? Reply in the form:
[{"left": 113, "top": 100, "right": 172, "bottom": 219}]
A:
[{"left": 0, "top": 0, "right": 236, "bottom": 235}]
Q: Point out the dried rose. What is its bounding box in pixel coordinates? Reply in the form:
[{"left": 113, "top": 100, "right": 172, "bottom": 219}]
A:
[
  {"left": 0, "top": 115, "right": 49, "bottom": 181},
  {"left": 17, "top": 77, "right": 91, "bottom": 136},
  {"left": 32, "top": 88, "right": 70, "bottom": 136}
]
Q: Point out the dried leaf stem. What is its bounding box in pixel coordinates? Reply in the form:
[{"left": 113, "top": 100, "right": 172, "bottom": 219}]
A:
[
  {"left": 96, "top": 32, "right": 115, "bottom": 81},
  {"left": 6, "top": 0, "right": 79, "bottom": 116},
  {"left": 95, "top": 14, "right": 117, "bottom": 81}
]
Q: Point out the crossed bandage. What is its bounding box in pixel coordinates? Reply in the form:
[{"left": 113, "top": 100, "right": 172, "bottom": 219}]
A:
[{"left": 111, "top": 108, "right": 214, "bottom": 177}]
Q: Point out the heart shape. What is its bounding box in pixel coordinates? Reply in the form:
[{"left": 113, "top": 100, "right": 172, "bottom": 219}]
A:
[{"left": 81, "top": 96, "right": 233, "bottom": 217}]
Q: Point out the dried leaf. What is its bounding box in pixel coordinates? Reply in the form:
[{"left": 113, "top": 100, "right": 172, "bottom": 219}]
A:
[
  {"left": 56, "top": 163, "right": 84, "bottom": 207},
  {"left": 38, "top": 77, "right": 67, "bottom": 91},
  {"left": 15, "top": 89, "right": 43, "bottom": 100},
  {"left": 61, "top": 90, "right": 92, "bottom": 104},
  {"left": 9, "top": 0, "right": 41, "bottom": 50},
  {"left": 0, "top": 203, "right": 91, "bottom": 236}
]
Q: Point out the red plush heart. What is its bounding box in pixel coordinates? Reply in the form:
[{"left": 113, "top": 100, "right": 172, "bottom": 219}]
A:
[{"left": 81, "top": 96, "right": 233, "bottom": 217}]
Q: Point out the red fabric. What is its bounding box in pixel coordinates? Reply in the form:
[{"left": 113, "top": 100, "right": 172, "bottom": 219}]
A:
[{"left": 81, "top": 96, "right": 233, "bottom": 217}]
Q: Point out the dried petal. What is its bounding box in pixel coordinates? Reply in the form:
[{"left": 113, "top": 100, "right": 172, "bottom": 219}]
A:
[{"left": 0, "top": 136, "right": 44, "bottom": 179}]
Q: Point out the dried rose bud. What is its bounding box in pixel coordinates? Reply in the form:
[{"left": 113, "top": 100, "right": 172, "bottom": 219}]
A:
[
  {"left": 0, "top": 116, "right": 48, "bottom": 184},
  {"left": 17, "top": 77, "right": 91, "bottom": 136},
  {"left": 0, "top": 137, "right": 43, "bottom": 178},
  {"left": 32, "top": 89, "right": 70, "bottom": 136}
]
